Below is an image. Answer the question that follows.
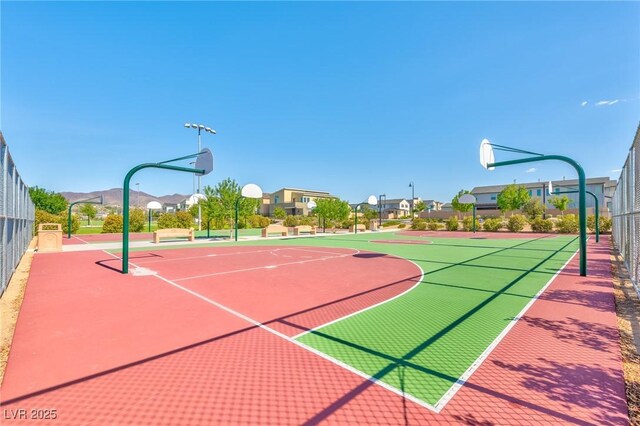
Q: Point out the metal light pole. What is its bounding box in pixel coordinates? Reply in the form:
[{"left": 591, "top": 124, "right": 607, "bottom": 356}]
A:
[
  {"left": 378, "top": 194, "right": 386, "bottom": 227},
  {"left": 135, "top": 183, "right": 140, "bottom": 207},
  {"left": 185, "top": 123, "right": 216, "bottom": 231},
  {"left": 409, "top": 182, "right": 415, "bottom": 218}
]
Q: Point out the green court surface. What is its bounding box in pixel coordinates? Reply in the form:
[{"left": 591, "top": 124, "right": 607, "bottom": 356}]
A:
[{"left": 124, "top": 232, "right": 579, "bottom": 409}]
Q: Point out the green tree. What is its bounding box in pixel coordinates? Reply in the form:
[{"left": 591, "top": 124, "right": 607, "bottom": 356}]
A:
[
  {"left": 550, "top": 195, "right": 570, "bottom": 215},
  {"left": 414, "top": 201, "right": 426, "bottom": 216},
  {"left": 29, "top": 186, "right": 68, "bottom": 214},
  {"left": 79, "top": 203, "right": 98, "bottom": 225},
  {"left": 315, "top": 198, "right": 350, "bottom": 230},
  {"left": 359, "top": 205, "right": 379, "bottom": 222},
  {"left": 273, "top": 206, "right": 286, "bottom": 220},
  {"left": 451, "top": 190, "right": 474, "bottom": 214},
  {"left": 521, "top": 199, "right": 545, "bottom": 221},
  {"left": 200, "top": 178, "right": 257, "bottom": 230},
  {"left": 497, "top": 184, "right": 530, "bottom": 214}
]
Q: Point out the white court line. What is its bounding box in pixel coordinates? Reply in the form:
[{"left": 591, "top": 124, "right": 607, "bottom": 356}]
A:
[
  {"left": 72, "top": 235, "right": 91, "bottom": 244},
  {"left": 431, "top": 244, "right": 580, "bottom": 412},
  {"left": 134, "top": 248, "right": 279, "bottom": 265},
  {"left": 292, "top": 257, "right": 425, "bottom": 339},
  {"left": 172, "top": 250, "right": 360, "bottom": 282},
  {"left": 107, "top": 249, "right": 440, "bottom": 414}
]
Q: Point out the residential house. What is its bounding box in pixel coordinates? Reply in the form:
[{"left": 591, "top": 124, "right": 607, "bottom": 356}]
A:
[{"left": 263, "top": 188, "right": 336, "bottom": 216}]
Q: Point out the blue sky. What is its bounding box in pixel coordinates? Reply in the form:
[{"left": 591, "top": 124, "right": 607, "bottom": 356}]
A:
[{"left": 2, "top": 1, "right": 639, "bottom": 203}]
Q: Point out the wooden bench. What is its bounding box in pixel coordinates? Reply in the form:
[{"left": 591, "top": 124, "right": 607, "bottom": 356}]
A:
[
  {"left": 261, "top": 224, "right": 289, "bottom": 237},
  {"left": 293, "top": 225, "right": 316, "bottom": 236},
  {"left": 349, "top": 224, "right": 366, "bottom": 233},
  {"left": 153, "top": 228, "right": 195, "bottom": 243}
]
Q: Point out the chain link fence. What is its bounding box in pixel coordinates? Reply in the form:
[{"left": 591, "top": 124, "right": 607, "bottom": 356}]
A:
[
  {"left": 612, "top": 124, "right": 640, "bottom": 297},
  {"left": 1, "top": 132, "right": 35, "bottom": 296}
]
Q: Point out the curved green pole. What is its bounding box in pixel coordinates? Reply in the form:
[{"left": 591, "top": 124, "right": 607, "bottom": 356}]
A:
[
  {"left": 67, "top": 196, "right": 102, "bottom": 238},
  {"left": 489, "top": 155, "right": 587, "bottom": 276},
  {"left": 122, "top": 162, "right": 204, "bottom": 274},
  {"left": 234, "top": 196, "right": 244, "bottom": 241},
  {"left": 555, "top": 189, "right": 599, "bottom": 243}
]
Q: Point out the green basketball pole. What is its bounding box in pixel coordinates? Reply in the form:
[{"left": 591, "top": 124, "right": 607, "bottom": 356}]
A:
[
  {"left": 67, "top": 195, "right": 103, "bottom": 239},
  {"left": 488, "top": 155, "right": 588, "bottom": 276},
  {"left": 554, "top": 188, "right": 600, "bottom": 243},
  {"left": 122, "top": 151, "right": 209, "bottom": 274}
]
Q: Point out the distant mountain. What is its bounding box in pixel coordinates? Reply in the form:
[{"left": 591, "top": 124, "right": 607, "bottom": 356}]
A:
[{"left": 61, "top": 188, "right": 189, "bottom": 207}]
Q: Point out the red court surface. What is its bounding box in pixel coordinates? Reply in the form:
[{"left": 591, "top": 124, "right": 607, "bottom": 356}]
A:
[
  {"left": 0, "top": 238, "right": 629, "bottom": 425},
  {"left": 62, "top": 233, "right": 154, "bottom": 245}
]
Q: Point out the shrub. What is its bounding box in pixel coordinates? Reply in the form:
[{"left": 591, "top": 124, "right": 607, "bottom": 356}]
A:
[
  {"left": 157, "top": 213, "right": 179, "bottom": 229},
  {"left": 411, "top": 219, "right": 427, "bottom": 231},
  {"left": 299, "top": 216, "right": 317, "bottom": 226},
  {"left": 411, "top": 218, "right": 426, "bottom": 230},
  {"left": 102, "top": 214, "right": 124, "bottom": 233},
  {"left": 445, "top": 216, "right": 459, "bottom": 231},
  {"left": 522, "top": 199, "right": 545, "bottom": 221},
  {"left": 462, "top": 216, "right": 479, "bottom": 232},
  {"left": 283, "top": 215, "right": 299, "bottom": 227},
  {"left": 34, "top": 209, "right": 60, "bottom": 233},
  {"left": 556, "top": 214, "right": 579, "bottom": 234},
  {"left": 483, "top": 218, "right": 503, "bottom": 232},
  {"left": 248, "top": 215, "right": 270, "bottom": 228},
  {"left": 176, "top": 211, "right": 194, "bottom": 229},
  {"left": 382, "top": 220, "right": 401, "bottom": 227},
  {"left": 530, "top": 217, "right": 554, "bottom": 233},
  {"left": 587, "top": 215, "right": 611, "bottom": 233},
  {"left": 129, "top": 208, "right": 146, "bottom": 232},
  {"left": 599, "top": 216, "right": 612, "bottom": 233},
  {"left": 63, "top": 214, "right": 81, "bottom": 235},
  {"left": 506, "top": 214, "right": 527, "bottom": 233},
  {"left": 398, "top": 223, "right": 406, "bottom": 229},
  {"left": 427, "top": 222, "right": 440, "bottom": 231},
  {"left": 34, "top": 209, "right": 80, "bottom": 234}
]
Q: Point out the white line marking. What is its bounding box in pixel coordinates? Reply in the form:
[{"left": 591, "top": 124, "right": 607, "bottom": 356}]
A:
[
  {"left": 265, "top": 265, "right": 277, "bottom": 269},
  {"left": 135, "top": 248, "right": 277, "bottom": 264},
  {"left": 72, "top": 235, "right": 91, "bottom": 244},
  {"left": 173, "top": 251, "right": 359, "bottom": 282},
  {"left": 292, "top": 258, "right": 425, "bottom": 339},
  {"left": 431, "top": 246, "right": 580, "bottom": 412},
  {"left": 126, "top": 253, "right": 439, "bottom": 413}
]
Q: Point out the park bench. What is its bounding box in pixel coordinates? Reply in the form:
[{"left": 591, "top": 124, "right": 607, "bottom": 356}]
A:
[
  {"left": 261, "top": 224, "right": 289, "bottom": 237},
  {"left": 153, "top": 228, "right": 195, "bottom": 243},
  {"left": 293, "top": 225, "right": 316, "bottom": 236},
  {"left": 349, "top": 224, "right": 366, "bottom": 233}
]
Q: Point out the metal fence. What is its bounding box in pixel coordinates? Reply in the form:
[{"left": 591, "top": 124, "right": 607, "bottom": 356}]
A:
[
  {"left": 0, "top": 132, "right": 35, "bottom": 296},
  {"left": 612, "top": 124, "right": 640, "bottom": 297}
]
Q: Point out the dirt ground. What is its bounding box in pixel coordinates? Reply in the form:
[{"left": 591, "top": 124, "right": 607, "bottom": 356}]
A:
[{"left": 611, "top": 246, "right": 640, "bottom": 425}]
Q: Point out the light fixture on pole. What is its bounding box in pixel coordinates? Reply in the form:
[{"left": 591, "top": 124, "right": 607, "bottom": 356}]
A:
[
  {"left": 354, "top": 195, "right": 378, "bottom": 234},
  {"left": 480, "top": 138, "right": 588, "bottom": 276},
  {"left": 409, "top": 182, "right": 415, "bottom": 218},
  {"left": 235, "top": 184, "right": 263, "bottom": 241},
  {"left": 185, "top": 122, "right": 216, "bottom": 231}
]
